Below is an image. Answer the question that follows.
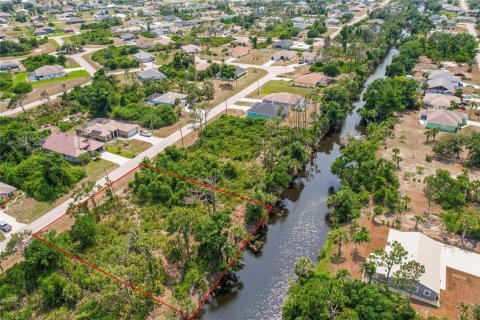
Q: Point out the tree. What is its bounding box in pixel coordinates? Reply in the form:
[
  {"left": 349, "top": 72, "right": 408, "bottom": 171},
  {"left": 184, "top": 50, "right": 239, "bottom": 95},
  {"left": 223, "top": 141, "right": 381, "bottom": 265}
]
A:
[
  {"left": 323, "top": 63, "right": 341, "bottom": 78},
  {"left": 393, "top": 260, "right": 425, "bottom": 295},
  {"left": 411, "top": 215, "right": 425, "bottom": 230},
  {"left": 8, "top": 93, "right": 27, "bottom": 113},
  {"left": 424, "top": 129, "right": 432, "bottom": 144},
  {"left": 352, "top": 226, "right": 371, "bottom": 254},
  {"left": 360, "top": 261, "right": 377, "bottom": 284},
  {"left": 330, "top": 228, "right": 349, "bottom": 257},
  {"left": 455, "top": 88, "right": 464, "bottom": 103},
  {"left": 165, "top": 207, "right": 197, "bottom": 261},
  {"left": 294, "top": 257, "right": 315, "bottom": 280},
  {"left": 431, "top": 128, "right": 439, "bottom": 142},
  {"left": 71, "top": 213, "right": 97, "bottom": 250},
  {"left": 456, "top": 210, "right": 480, "bottom": 247},
  {"left": 421, "top": 82, "right": 429, "bottom": 96},
  {"left": 40, "top": 273, "right": 67, "bottom": 307},
  {"left": 371, "top": 240, "right": 408, "bottom": 284},
  {"left": 392, "top": 148, "right": 402, "bottom": 170},
  {"left": 203, "top": 80, "right": 215, "bottom": 100}
]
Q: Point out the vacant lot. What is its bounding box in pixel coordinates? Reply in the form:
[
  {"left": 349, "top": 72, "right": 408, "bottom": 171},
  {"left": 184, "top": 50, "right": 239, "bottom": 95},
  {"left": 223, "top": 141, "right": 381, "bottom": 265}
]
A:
[
  {"left": 234, "top": 49, "right": 273, "bottom": 65},
  {"left": 5, "top": 159, "right": 118, "bottom": 223},
  {"left": 246, "top": 79, "right": 311, "bottom": 99},
  {"left": 209, "top": 67, "right": 268, "bottom": 107},
  {"left": 105, "top": 139, "right": 152, "bottom": 158}
]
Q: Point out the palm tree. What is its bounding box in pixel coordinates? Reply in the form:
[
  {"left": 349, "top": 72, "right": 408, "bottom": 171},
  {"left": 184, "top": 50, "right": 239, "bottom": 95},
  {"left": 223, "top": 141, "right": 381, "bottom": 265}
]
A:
[
  {"left": 329, "top": 229, "right": 349, "bottom": 257},
  {"left": 421, "top": 82, "right": 429, "bottom": 96},
  {"left": 430, "top": 128, "right": 439, "bottom": 142},
  {"left": 360, "top": 261, "right": 377, "bottom": 284},
  {"left": 424, "top": 129, "right": 432, "bottom": 144},
  {"left": 410, "top": 215, "right": 425, "bottom": 230},
  {"left": 392, "top": 148, "right": 402, "bottom": 170}
]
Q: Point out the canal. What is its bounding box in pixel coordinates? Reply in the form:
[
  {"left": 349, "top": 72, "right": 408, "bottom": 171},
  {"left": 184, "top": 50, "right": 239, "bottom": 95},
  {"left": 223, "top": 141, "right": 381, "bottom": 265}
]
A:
[{"left": 200, "top": 48, "right": 399, "bottom": 320}]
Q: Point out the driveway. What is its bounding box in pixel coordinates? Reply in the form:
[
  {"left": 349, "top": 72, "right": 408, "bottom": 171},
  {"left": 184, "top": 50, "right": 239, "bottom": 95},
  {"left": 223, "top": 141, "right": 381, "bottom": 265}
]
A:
[
  {"left": 0, "top": 196, "right": 27, "bottom": 238},
  {"left": 100, "top": 151, "right": 130, "bottom": 165},
  {"left": 126, "top": 134, "right": 163, "bottom": 144}
]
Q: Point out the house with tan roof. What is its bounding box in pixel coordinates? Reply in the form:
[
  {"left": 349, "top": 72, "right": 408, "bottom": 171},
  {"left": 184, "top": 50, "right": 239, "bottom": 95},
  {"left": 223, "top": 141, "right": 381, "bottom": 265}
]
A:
[
  {"left": 423, "top": 93, "right": 461, "bottom": 109},
  {"left": 419, "top": 109, "right": 467, "bottom": 132},
  {"left": 271, "top": 50, "right": 297, "bottom": 61},
  {"left": 263, "top": 92, "right": 306, "bottom": 109},
  {"left": 181, "top": 44, "right": 201, "bottom": 55},
  {"left": 28, "top": 65, "right": 65, "bottom": 82},
  {"left": 293, "top": 73, "right": 332, "bottom": 88},
  {"left": 76, "top": 119, "right": 139, "bottom": 142},
  {"left": 42, "top": 132, "right": 105, "bottom": 163},
  {"left": 229, "top": 46, "right": 250, "bottom": 58}
]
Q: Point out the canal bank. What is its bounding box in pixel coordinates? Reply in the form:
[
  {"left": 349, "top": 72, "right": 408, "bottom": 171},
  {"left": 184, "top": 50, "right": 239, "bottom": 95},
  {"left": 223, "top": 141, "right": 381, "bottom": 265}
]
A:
[{"left": 200, "top": 48, "right": 399, "bottom": 320}]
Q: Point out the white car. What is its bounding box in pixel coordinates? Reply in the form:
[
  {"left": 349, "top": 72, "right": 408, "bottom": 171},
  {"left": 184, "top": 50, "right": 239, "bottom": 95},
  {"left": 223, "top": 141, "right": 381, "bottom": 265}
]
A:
[{"left": 140, "top": 130, "right": 152, "bottom": 137}]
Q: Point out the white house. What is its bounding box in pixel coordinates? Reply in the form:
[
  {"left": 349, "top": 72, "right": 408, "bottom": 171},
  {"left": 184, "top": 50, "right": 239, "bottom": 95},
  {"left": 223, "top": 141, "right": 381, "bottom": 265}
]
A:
[{"left": 28, "top": 65, "right": 66, "bottom": 82}]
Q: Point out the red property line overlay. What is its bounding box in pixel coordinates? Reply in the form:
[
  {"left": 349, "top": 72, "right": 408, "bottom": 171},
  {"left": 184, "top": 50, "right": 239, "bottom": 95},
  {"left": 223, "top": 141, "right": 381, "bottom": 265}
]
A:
[{"left": 32, "top": 163, "right": 274, "bottom": 319}]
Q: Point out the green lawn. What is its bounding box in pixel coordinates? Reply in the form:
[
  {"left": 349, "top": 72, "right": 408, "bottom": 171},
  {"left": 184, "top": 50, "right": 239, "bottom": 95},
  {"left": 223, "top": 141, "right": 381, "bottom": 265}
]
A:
[
  {"left": 13, "top": 70, "right": 89, "bottom": 86},
  {"left": 105, "top": 139, "right": 152, "bottom": 159},
  {"left": 5, "top": 159, "right": 118, "bottom": 224},
  {"left": 0, "top": 233, "right": 5, "bottom": 242},
  {"left": 246, "top": 80, "right": 312, "bottom": 99}
]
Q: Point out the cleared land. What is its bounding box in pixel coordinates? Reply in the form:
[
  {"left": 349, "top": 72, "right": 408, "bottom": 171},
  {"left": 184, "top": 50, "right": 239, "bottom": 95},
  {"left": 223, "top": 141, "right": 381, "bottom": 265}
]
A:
[
  {"left": 246, "top": 79, "right": 311, "bottom": 99},
  {"left": 209, "top": 67, "right": 268, "bottom": 107}
]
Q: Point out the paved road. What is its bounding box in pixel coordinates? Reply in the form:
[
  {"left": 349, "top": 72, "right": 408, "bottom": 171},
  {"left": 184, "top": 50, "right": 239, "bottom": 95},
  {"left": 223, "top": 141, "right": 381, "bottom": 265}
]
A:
[{"left": 0, "top": 58, "right": 296, "bottom": 253}]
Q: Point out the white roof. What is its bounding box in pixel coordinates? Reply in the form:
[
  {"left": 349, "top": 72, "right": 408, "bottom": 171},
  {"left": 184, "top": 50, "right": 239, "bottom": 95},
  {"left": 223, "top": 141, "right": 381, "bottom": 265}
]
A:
[
  {"left": 380, "top": 229, "right": 480, "bottom": 293},
  {"left": 381, "top": 229, "right": 441, "bottom": 292}
]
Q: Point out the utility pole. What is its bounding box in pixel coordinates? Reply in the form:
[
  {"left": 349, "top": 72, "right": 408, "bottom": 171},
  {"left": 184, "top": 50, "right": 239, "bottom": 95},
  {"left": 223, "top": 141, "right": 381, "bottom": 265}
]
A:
[
  {"left": 225, "top": 98, "right": 228, "bottom": 114},
  {"left": 180, "top": 124, "right": 184, "bottom": 147},
  {"left": 103, "top": 167, "right": 116, "bottom": 199}
]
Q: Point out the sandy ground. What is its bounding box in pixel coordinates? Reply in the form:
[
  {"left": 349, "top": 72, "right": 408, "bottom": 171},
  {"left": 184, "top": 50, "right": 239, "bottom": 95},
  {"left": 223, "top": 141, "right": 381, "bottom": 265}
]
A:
[
  {"left": 377, "top": 110, "right": 480, "bottom": 252},
  {"left": 328, "top": 217, "right": 390, "bottom": 278},
  {"left": 413, "top": 268, "right": 480, "bottom": 319}
]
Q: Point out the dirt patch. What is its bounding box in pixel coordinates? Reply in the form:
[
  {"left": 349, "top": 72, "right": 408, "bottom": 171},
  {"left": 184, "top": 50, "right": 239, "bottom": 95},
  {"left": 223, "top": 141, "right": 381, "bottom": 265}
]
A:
[
  {"left": 22, "top": 76, "right": 90, "bottom": 105},
  {"left": 327, "top": 217, "right": 390, "bottom": 278},
  {"left": 413, "top": 268, "right": 480, "bottom": 319}
]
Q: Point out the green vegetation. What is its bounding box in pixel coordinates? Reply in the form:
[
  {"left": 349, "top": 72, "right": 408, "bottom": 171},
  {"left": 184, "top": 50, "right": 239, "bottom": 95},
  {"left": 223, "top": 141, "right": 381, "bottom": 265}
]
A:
[
  {"left": 21, "top": 53, "right": 67, "bottom": 72},
  {"left": 283, "top": 269, "right": 416, "bottom": 320},
  {"left": 92, "top": 45, "right": 140, "bottom": 70},
  {"left": 0, "top": 118, "right": 85, "bottom": 202},
  {"left": 111, "top": 104, "right": 178, "bottom": 129},
  {"left": 80, "top": 18, "right": 122, "bottom": 30},
  {"left": 426, "top": 32, "right": 478, "bottom": 63},
  {"left": 0, "top": 38, "right": 46, "bottom": 57},
  {"left": 70, "top": 29, "right": 113, "bottom": 45},
  {"left": 0, "top": 115, "right": 312, "bottom": 318}
]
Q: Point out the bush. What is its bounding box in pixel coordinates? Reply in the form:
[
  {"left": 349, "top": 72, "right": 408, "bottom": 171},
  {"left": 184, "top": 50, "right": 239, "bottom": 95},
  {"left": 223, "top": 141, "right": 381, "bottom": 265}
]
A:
[
  {"left": 425, "top": 154, "right": 433, "bottom": 162},
  {"left": 12, "top": 82, "right": 32, "bottom": 94}
]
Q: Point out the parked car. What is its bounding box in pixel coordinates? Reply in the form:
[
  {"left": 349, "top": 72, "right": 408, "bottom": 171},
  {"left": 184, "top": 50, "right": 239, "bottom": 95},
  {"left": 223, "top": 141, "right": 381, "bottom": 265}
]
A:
[
  {"left": 0, "top": 221, "right": 12, "bottom": 233},
  {"left": 140, "top": 130, "right": 152, "bottom": 137}
]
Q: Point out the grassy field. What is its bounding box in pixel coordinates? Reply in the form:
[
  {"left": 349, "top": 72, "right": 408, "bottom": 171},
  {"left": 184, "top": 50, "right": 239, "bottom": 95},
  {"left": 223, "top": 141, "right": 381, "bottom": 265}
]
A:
[
  {"left": 246, "top": 80, "right": 311, "bottom": 99},
  {"left": 105, "top": 139, "right": 152, "bottom": 159},
  {"left": 13, "top": 70, "right": 89, "bottom": 86},
  {"left": 0, "top": 233, "right": 5, "bottom": 242},
  {"left": 5, "top": 159, "right": 118, "bottom": 223}
]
